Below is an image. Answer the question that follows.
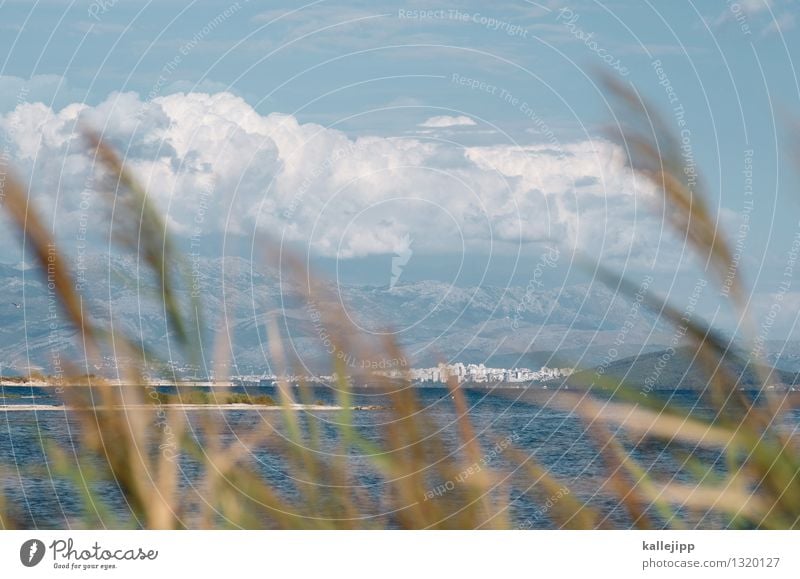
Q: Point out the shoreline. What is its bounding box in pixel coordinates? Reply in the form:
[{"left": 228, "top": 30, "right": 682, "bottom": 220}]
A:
[
  {"left": 0, "top": 381, "right": 238, "bottom": 388},
  {"left": 3, "top": 381, "right": 798, "bottom": 393},
  {"left": 0, "top": 403, "right": 384, "bottom": 412}
]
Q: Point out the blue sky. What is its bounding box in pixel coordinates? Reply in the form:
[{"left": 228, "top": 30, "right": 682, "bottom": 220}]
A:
[{"left": 1, "top": 0, "right": 800, "bottom": 336}]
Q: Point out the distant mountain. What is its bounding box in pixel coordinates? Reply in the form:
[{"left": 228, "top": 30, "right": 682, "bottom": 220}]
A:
[
  {"left": 564, "top": 347, "right": 800, "bottom": 390},
  {"left": 761, "top": 340, "right": 800, "bottom": 372},
  {"left": 0, "top": 254, "right": 681, "bottom": 375}
]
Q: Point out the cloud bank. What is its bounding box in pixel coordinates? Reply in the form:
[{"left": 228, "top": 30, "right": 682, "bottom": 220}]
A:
[{"left": 0, "top": 90, "right": 659, "bottom": 264}]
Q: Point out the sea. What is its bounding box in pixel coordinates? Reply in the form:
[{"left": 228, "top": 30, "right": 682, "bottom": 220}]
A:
[{"left": 1, "top": 384, "right": 796, "bottom": 529}]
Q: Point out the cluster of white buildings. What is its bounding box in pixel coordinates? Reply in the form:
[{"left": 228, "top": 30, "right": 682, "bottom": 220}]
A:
[
  {"left": 229, "top": 363, "right": 574, "bottom": 387},
  {"left": 408, "top": 363, "right": 573, "bottom": 384}
]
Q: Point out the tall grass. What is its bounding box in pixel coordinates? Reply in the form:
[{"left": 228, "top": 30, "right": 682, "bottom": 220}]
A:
[{"left": 0, "top": 79, "right": 799, "bottom": 529}]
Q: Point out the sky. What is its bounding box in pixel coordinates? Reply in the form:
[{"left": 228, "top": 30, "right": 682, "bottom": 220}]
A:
[{"left": 1, "top": 0, "right": 800, "bottom": 337}]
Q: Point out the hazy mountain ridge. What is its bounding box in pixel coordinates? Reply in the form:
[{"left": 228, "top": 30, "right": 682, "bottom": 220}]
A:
[
  {"left": 561, "top": 347, "right": 800, "bottom": 390},
  {"left": 0, "top": 254, "right": 685, "bottom": 374}
]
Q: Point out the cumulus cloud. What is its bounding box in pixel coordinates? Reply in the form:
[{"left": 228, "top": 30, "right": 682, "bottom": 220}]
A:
[
  {"left": 418, "top": 115, "right": 477, "bottom": 128},
  {"left": 0, "top": 90, "right": 667, "bottom": 267}
]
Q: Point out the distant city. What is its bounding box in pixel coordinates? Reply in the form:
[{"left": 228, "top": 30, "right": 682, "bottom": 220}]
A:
[
  {"left": 228, "top": 363, "right": 575, "bottom": 388},
  {"left": 0, "top": 357, "right": 574, "bottom": 387},
  {"left": 408, "top": 363, "right": 574, "bottom": 384}
]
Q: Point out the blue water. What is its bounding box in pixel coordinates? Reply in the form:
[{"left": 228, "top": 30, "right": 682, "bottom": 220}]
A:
[{"left": 0, "top": 385, "right": 794, "bottom": 529}]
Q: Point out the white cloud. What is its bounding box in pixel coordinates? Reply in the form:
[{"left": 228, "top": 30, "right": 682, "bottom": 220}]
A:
[
  {"left": 0, "top": 90, "right": 669, "bottom": 268},
  {"left": 418, "top": 115, "right": 477, "bottom": 128},
  {"left": 761, "top": 11, "right": 795, "bottom": 35},
  {"left": 740, "top": 0, "right": 773, "bottom": 14},
  {"left": 711, "top": 0, "right": 796, "bottom": 35}
]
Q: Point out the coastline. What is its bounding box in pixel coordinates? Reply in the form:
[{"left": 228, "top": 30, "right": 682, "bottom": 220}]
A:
[{"left": 0, "top": 403, "right": 383, "bottom": 412}]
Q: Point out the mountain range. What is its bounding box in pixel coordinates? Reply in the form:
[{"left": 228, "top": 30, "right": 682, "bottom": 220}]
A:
[{"left": 0, "top": 254, "right": 678, "bottom": 375}]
